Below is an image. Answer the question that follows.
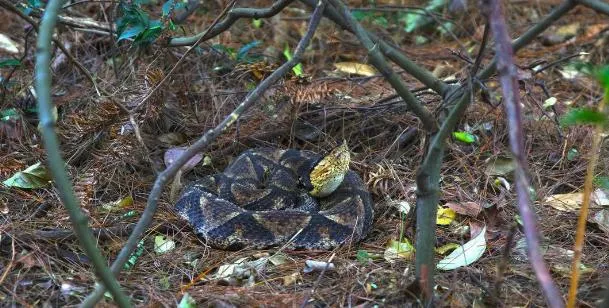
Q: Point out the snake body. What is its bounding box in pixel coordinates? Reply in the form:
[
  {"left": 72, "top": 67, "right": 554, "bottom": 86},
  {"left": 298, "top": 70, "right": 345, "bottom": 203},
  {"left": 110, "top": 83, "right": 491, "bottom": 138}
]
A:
[{"left": 175, "top": 146, "right": 374, "bottom": 250}]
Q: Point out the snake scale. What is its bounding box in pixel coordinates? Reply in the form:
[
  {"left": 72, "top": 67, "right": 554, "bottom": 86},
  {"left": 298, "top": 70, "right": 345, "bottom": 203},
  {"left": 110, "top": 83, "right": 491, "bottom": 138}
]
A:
[{"left": 175, "top": 142, "right": 374, "bottom": 250}]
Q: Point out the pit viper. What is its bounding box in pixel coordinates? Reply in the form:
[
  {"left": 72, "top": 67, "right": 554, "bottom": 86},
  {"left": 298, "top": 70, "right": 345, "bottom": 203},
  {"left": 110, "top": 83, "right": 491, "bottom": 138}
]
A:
[{"left": 175, "top": 142, "right": 374, "bottom": 249}]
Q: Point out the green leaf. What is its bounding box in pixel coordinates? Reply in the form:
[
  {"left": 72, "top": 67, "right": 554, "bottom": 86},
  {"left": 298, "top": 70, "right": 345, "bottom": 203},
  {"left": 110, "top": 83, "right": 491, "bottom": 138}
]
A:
[
  {"left": 435, "top": 242, "right": 460, "bottom": 255},
  {"left": 0, "top": 59, "right": 21, "bottom": 68},
  {"left": 138, "top": 25, "right": 163, "bottom": 44},
  {"left": 560, "top": 108, "right": 608, "bottom": 127},
  {"left": 402, "top": 12, "right": 429, "bottom": 33},
  {"left": 567, "top": 148, "right": 579, "bottom": 161},
  {"left": 351, "top": 10, "right": 373, "bottom": 21},
  {"left": 594, "top": 176, "right": 609, "bottom": 190},
  {"left": 3, "top": 162, "right": 51, "bottom": 189},
  {"left": 161, "top": 0, "right": 174, "bottom": 16},
  {"left": 1, "top": 108, "right": 20, "bottom": 122},
  {"left": 159, "top": 276, "right": 170, "bottom": 290},
  {"left": 414, "top": 35, "right": 428, "bottom": 45},
  {"left": 28, "top": 0, "right": 42, "bottom": 8},
  {"left": 283, "top": 44, "right": 293, "bottom": 61},
  {"left": 452, "top": 131, "right": 476, "bottom": 144},
  {"left": 372, "top": 16, "right": 388, "bottom": 28},
  {"left": 154, "top": 235, "right": 176, "bottom": 254},
  {"left": 543, "top": 97, "right": 557, "bottom": 109},
  {"left": 101, "top": 195, "right": 134, "bottom": 212},
  {"left": 121, "top": 210, "right": 137, "bottom": 219},
  {"left": 384, "top": 239, "right": 415, "bottom": 263},
  {"left": 401, "top": 0, "right": 446, "bottom": 33},
  {"left": 437, "top": 22, "right": 455, "bottom": 36},
  {"left": 283, "top": 44, "right": 302, "bottom": 76},
  {"left": 124, "top": 239, "right": 145, "bottom": 270},
  {"left": 116, "top": 3, "right": 149, "bottom": 35},
  {"left": 292, "top": 63, "right": 303, "bottom": 76},
  {"left": 595, "top": 65, "right": 609, "bottom": 90},
  {"left": 178, "top": 293, "right": 196, "bottom": 308},
  {"left": 115, "top": 3, "right": 164, "bottom": 46},
  {"left": 236, "top": 40, "right": 261, "bottom": 62},
  {"left": 212, "top": 44, "right": 236, "bottom": 59},
  {"left": 252, "top": 18, "right": 262, "bottom": 28},
  {"left": 118, "top": 25, "right": 145, "bottom": 41},
  {"left": 356, "top": 250, "right": 371, "bottom": 263}
]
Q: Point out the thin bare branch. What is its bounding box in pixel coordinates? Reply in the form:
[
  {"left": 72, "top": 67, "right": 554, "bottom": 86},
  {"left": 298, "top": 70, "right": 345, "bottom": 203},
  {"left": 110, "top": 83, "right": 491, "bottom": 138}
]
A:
[
  {"left": 299, "top": 0, "right": 450, "bottom": 96},
  {"left": 478, "top": 0, "right": 577, "bottom": 80},
  {"left": 168, "top": 0, "right": 294, "bottom": 46},
  {"left": 33, "top": 0, "right": 131, "bottom": 305},
  {"left": 567, "top": 86, "right": 607, "bottom": 307},
  {"left": 483, "top": 1, "right": 564, "bottom": 307},
  {"left": 25, "top": 8, "right": 113, "bottom": 33}
]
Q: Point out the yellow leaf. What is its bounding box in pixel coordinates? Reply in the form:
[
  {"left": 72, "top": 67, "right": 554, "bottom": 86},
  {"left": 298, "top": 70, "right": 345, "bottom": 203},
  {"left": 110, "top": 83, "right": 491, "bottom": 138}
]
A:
[
  {"left": 436, "top": 206, "right": 456, "bottom": 225},
  {"left": 116, "top": 195, "right": 134, "bottom": 208},
  {"left": 334, "top": 62, "right": 377, "bottom": 77},
  {"left": 544, "top": 192, "right": 582, "bottom": 212},
  {"left": 435, "top": 243, "right": 460, "bottom": 255},
  {"left": 101, "top": 195, "right": 134, "bottom": 212},
  {"left": 383, "top": 239, "right": 414, "bottom": 263}
]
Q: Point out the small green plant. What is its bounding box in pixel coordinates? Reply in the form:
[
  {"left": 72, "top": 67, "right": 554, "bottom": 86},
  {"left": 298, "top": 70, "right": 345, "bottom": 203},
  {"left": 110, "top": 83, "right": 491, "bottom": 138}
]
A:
[
  {"left": 115, "top": 0, "right": 183, "bottom": 46},
  {"left": 212, "top": 40, "right": 262, "bottom": 63},
  {"left": 0, "top": 59, "right": 21, "bottom": 68},
  {"left": 116, "top": 2, "right": 163, "bottom": 45},
  {"left": 21, "top": 0, "right": 43, "bottom": 16},
  {"left": 560, "top": 65, "right": 609, "bottom": 128}
]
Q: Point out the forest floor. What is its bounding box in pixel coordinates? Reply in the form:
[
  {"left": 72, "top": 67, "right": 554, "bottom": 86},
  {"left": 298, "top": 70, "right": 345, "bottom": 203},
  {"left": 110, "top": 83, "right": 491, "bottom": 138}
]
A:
[{"left": 1, "top": 0, "right": 609, "bottom": 306}]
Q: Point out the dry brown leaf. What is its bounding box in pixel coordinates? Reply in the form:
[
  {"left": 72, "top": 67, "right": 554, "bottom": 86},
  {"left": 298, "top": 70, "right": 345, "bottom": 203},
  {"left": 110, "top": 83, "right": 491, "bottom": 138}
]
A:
[
  {"left": 282, "top": 272, "right": 299, "bottom": 286},
  {"left": 445, "top": 201, "right": 482, "bottom": 217},
  {"left": 17, "top": 251, "right": 38, "bottom": 269},
  {"left": 469, "top": 221, "right": 485, "bottom": 238},
  {"left": 544, "top": 189, "right": 607, "bottom": 212}
]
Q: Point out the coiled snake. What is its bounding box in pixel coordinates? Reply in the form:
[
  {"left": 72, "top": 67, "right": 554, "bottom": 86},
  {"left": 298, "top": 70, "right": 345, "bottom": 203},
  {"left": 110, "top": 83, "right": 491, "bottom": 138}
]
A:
[{"left": 175, "top": 142, "right": 374, "bottom": 249}]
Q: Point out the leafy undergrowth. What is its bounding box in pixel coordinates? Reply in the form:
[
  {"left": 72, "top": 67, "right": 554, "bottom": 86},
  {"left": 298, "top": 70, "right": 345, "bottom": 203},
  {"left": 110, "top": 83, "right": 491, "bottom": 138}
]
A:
[{"left": 1, "top": 1, "right": 609, "bottom": 306}]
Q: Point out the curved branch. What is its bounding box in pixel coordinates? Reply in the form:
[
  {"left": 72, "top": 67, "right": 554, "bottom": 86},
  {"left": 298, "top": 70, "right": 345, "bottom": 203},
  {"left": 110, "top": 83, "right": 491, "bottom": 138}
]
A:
[
  {"left": 168, "top": 0, "right": 294, "bottom": 46},
  {"left": 34, "top": 0, "right": 131, "bottom": 306},
  {"left": 81, "top": 0, "right": 327, "bottom": 306},
  {"left": 327, "top": 0, "right": 438, "bottom": 132}
]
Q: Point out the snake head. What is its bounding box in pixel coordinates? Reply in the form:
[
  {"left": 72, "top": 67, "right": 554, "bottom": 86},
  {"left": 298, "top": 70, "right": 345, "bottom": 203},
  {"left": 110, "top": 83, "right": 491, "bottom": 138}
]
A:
[{"left": 308, "top": 140, "right": 350, "bottom": 197}]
